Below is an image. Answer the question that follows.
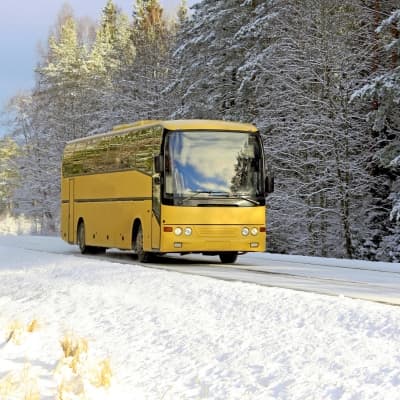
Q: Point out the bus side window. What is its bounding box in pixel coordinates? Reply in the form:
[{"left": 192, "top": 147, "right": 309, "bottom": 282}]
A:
[
  {"left": 120, "top": 132, "right": 136, "bottom": 169},
  {"left": 95, "top": 138, "right": 110, "bottom": 173},
  {"left": 72, "top": 141, "right": 86, "bottom": 175},
  {"left": 62, "top": 144, "right": 76, "bottom": 177},
  {"left": 103, "top": 135, "right": 125, "bottom": 172}
]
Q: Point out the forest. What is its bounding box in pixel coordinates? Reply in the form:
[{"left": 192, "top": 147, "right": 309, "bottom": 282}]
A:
[{"left": 0, "top": 0, "right": 399, "bottom": 261}]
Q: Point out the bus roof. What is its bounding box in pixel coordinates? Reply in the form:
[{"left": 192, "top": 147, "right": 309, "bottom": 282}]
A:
[
  {"left": 67, "top": 119, "right": 258, "bottom": 144},
  {"left": 113, "top": 119, "right": 258, "bottom": 133}
]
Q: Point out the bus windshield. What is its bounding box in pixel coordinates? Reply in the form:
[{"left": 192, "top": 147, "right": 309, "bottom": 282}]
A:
[{"left": 164, "top": 131, "right": 265, "bottom": 205}]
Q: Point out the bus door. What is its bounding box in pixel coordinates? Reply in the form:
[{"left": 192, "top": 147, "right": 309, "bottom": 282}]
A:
[
  {"left": 68, "top": 178, "right": 75, "bottom": 243},
  {"left": 151, "top": 174, "right": 161, "bottom": 249}
]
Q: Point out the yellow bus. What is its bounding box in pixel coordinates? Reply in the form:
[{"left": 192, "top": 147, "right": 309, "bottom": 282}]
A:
[{"left": 61, "top": 119, "right": 273, "bottom": 263}]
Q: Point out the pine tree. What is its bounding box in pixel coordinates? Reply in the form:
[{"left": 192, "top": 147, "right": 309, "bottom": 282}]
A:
[
  {"left": 87, "top": 2, "right": 136, "bottom": 131},
  {"left": 101, "top": 0, "right": 118, "bottom": 41},
  {"left": 133, "top": 0, "right": 166, "bottom": 42},
  {"left": 177, "top": 0, "right": 189, "bottom": 26},
  {"left": 39, "top": 15, "right": 90, "bottom": 140},
  {"left": 124, "top": 0, "right": 173, "bottom": 119}
]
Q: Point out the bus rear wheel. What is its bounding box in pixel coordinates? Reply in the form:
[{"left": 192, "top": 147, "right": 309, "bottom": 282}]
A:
[
  {"left": 135, "top": 225, "right": 152, "bottom": 263},
  {"left": 219, "top": 252, "right": 238, "bottom": 264}
]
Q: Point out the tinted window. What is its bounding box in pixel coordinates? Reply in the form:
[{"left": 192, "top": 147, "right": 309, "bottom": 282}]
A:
[{"left": 62, "top": 126, "right": 163, "bottom": 177}]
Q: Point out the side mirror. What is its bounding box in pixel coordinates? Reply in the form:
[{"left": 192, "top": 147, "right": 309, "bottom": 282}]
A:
[
  {"left": 154, "top": 155, "right": 163, "bottom": 173},
  {"left": 265, "top": 175, "right": 274, "bottom": 195},
  {"left": 153, "top": 175, "right": 161, "bottom": 185}
]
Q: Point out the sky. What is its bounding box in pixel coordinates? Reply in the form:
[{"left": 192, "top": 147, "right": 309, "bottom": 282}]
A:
[{"left": 0, "top": 0, "right": 197, "bottom": 135}]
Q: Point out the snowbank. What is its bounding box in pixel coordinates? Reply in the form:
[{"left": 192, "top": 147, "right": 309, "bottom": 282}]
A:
[{"left": 0, "top": 236, "right": 399, "bottom": 399}]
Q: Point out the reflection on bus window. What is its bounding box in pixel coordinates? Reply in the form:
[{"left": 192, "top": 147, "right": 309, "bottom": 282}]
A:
[
  {"left": 62, "top": 126, "right": 163, "bottom": 177},
  {"left": 164, "top": 131, "right": 263, "bottom": 198}
]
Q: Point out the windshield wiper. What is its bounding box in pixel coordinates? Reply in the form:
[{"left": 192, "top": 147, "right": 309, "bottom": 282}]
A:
[
  {"left": 230, "top": 194, "right": 260, "bottom": 205},
  {"left": 180, "top": 190, "right": 230, "bottom": 202},
  {"left": 178, "top": 190, "right": 260, "bottom": 205}
]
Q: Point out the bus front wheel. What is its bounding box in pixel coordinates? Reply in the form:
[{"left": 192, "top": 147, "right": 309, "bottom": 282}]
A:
[
  {"left": 77, "top": 222, "right": 89, "bottom": 254},
  {"left": 219, "top": 252, "right": 238, "bottom": 264},
  {"left": 135, "top": 225, "right": 152, "bottom": 263},
  {"left": 77, "top": 221, "right": 104, "bottom": 254}
]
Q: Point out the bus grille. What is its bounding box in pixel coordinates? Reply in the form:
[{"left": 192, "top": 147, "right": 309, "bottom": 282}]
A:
[{"left": 196, "top": 226, "right": 237, "bottom": 239}]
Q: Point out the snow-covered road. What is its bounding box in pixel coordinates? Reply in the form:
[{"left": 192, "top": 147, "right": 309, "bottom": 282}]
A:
[
  {"left": 0, "top": 235, "right": 400, "bottom": 399},
  {"left": 140, "top": 252, "right": 400, "bottom": 306},
  {"left": 5, "top": 234, "right": 400, "bottom": 305}
]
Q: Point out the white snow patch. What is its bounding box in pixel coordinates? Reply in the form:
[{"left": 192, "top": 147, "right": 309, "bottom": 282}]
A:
[
  {"left": 0, "top": 236, "right": 399, "bottom": 399},
  {"left": 0, "top": 213, "right": 38, "bottom": 235}
]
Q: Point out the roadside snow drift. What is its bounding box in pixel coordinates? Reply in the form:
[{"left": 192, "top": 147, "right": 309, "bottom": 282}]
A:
[{"left": 0, "top": 236, "right": 400, "bottom": 399}]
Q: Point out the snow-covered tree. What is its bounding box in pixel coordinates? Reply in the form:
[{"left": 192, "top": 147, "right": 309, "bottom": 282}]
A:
[
  {"left": 249, "top": 0, "right": 375, "bottom": 258},
  {"left": 6, "top": 93, "right": 59, "bottom": 232},
  {"left": 86, "top": 1, "right": 136, "bottom": 131},
  {"left": 121, "top": 0, "right": 174, "bottom": 119},
  {"left": 177, "top": 0, "right": 189, "bottom": 26},
  {"left": 0, "top": 136, "right": 19, "bottom": 214},
  {"left": 7, "top": 10, "right": 93, "bottom": 232},
  {"left": 38, "top": 14, "right": 92, "bottom": 140},
  {"left": 352, "top": 7, "right": 400, "bottom": 261},
  {"left": 168, "top": 0, "right": 266, "bottom": 120}
]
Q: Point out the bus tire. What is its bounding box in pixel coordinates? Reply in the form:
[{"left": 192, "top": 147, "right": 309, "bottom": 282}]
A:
[
  {"left": 77, "top": 221, "right": 100, "bottom": 254},
  {"left": 135, "top": 225, "right": 152, "bottom": 263},
  {"left": 219, "top": 252, "right": 238, "bottom": 264},
  {"left": 77, "top": 221, "right": 89, "bottom": 254}
]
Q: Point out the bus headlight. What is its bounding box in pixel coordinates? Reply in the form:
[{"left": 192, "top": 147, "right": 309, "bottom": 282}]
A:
[
  {"left": 251, "top": 227, "right": 258, "bottom": 236},
  {"left": 184, "top": 227, "right": 192, "bottom": 236},
  {"left": 174, "top": 227, "right": 183, "bottom": 236},
  {"left": 241, "top": 227, "right": 250, "bottom": 236}
]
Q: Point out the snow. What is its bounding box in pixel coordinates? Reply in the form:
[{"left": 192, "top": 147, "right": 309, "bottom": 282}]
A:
[
  {"left": 1, "top": 235, "right": 400, "bottom": 399},
  {"left": 0, "top": 213, "right": 38, "bottom": 235}
]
